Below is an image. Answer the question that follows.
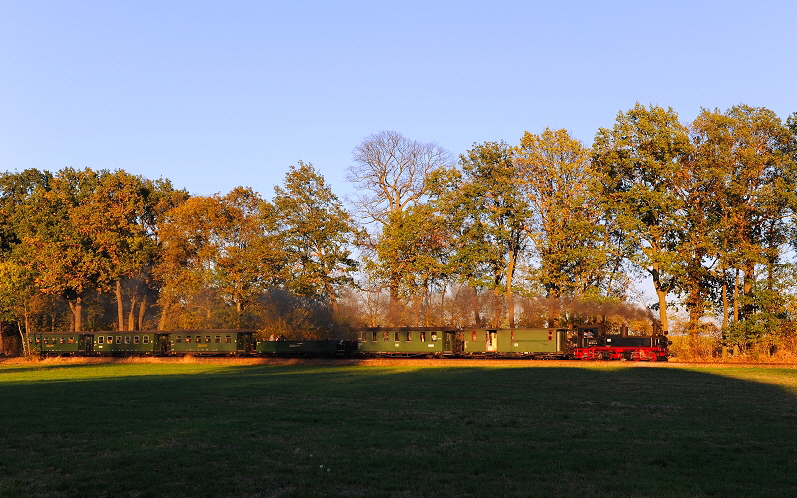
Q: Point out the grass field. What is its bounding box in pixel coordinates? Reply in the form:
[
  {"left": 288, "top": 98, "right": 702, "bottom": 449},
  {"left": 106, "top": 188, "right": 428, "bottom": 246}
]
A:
[{"left": 1, "top": 361, "right": 796, "bottom": 497}]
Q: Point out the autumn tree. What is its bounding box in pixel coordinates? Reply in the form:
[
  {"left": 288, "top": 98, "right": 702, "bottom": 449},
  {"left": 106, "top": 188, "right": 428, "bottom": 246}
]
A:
[
  {"left": 445, "top": 141, "right": 532, "bottom": 328},
  {"left": 75, "top": 170, "right": 155, "bottom": 331},
  {"left": 347, "top": 131, "right": 453, "bottom": 322},
  {"left": 690, "top": 106, "right": 797, "bottom": 345},
  {"left": 11, "top": 168, "right": 116, "bottom": 331},
  {"left": 156, "top": 188, "right": 280, "bottom": 328},
  {"left": 0, "top": 170, "right": 53, "bottom": 346},
  {"left": 593, "top": 104, "right": 693, "bottom": 333},
  {"left": 273, "top": 161, "right": 360, "bottom": 314},
  {"left": 515, "top": 128, "right": 628, "bottom": 326},
  {"left": 368, "top": 203, "right": 451, "bottom": 325}
]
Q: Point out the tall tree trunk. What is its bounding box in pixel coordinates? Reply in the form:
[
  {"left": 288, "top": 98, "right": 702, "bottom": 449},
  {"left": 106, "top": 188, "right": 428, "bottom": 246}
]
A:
[
  {"left": 440, "top": 284, "right": 445, "bottom": 326},
  {"left": 651, "top": 263, "right": 669, "bottom": 333},
  {"left": 655, "top": 289, "right": 669, "bottom": 334},
  {"left": 116, "top": 279, "right": 125, "bottom": 331},
  {"left": 325, "top": 281, "right": 339, "bottom": 315},
  {"left": 21, "top": 305, "right": 32, "bottom": 355},
  {"left": 68, "top": 296, "right": 83, "bottom": 332},
  {"left": 127, "top": 294, "right": 139, "bottom": 331},
  {"left": 158, "top": 297, "right": 169, "bottom": 330},
  {"left": 138, "top": 295, "right": 147, "bottom": 331},
  {"left": 733, "top": 269, "right": 740, "bottom": 323},
  {"left": 721, "top": 269, "right": 728, "bottom": 330},
  {"left": 472, "top": 287, "right": 481, "bottom": 327},
  {"left": 18, "top": 322, "right": 28, "bottom": 356},
  {"left": 388, "top": 277, "right": 400, "bottom": 326},
  {"left": 547, "top": 289, "right": 558, "bottom": 328},
  {"left": 742, "top": 263, "right": 755, "bottom": 320},
  {"left": 506, "top": 258, "right": 515, "bottom": 329}
]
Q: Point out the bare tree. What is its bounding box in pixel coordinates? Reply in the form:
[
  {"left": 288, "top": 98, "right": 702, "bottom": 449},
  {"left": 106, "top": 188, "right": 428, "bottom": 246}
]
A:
[
  {"left": 347, "top": 131, "right": 453, "bottom": 325},
  {"left": 347, "top": 130, "right": 453, "bottom": 223}
]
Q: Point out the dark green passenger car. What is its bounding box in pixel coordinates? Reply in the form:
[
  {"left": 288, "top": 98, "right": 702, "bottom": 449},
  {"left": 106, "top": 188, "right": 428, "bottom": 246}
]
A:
[
  {"left": 256, "top": 340, "right": 339, "bottom": 356},
  {"left": 462, "top": 328, "right": 569, "bottom": 357},
  {"left": 357, "top": 327, "right": 457, "bottom": 356},
  {"left": 30, "top": 332, "right": 92, "bottom": 356},
  {"left": 92, "top": 331, "right": 168, "bottom": 355},
  {"left": 167, "top": 329, "right": 255, "bottom": 355}
]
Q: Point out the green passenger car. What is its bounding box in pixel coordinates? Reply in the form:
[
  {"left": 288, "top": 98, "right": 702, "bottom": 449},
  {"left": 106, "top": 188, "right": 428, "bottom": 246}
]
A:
[
  {"left": 462, "top": 328, "right": 569, "bottom": 357},
  {"left": 93, "top": 331, "right": 167, "bottom": 355},
  {"left": 168, "top": 329, "right": 255, "bottom": 355},
  {"left": 30, "top": 332, "right": 92, "bottom": 356},
  {"left": 356, "top": 328, "right": 456, "bottom": 356},
  {"left": 256, "top": 340, "right": 339, "bottom": 356}
]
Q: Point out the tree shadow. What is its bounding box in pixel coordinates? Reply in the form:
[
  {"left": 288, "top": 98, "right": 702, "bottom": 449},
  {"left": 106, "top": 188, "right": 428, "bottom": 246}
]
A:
[{"left": 0, "top": 364, "right": 795, "bottom": 497}]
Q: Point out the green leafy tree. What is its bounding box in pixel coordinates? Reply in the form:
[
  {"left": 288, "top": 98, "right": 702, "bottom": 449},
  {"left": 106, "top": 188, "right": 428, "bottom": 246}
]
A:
[
  {"left": 691, "top": 106, "right": 797, "bottom": 344},
  {"left": 347, "top": 131, "right": 453, "bottom": 322},
  {"left": 368, "top": 203, "right": 451, "bottom": 325},
  {"left": 273, "top": 162, "right": 360, "bottom": 314},
  {"left": 12, "top": 168, "right": 113, "bottom": 331},
  {"left": 515, "top": 128, "right": 628, "bottom": 326},
  {"left": 447, "top": 141, "right": 532, "bottom": 328},
  {"left": 76, "top": 170, "right": 154, "bottom": 330},
  {"left": 593, "top": 104, "right": 693, "bottom": 333}
]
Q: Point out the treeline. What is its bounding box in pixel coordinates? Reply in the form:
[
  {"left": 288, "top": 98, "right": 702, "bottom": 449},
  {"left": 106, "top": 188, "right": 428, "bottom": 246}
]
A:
[{"left": 2, "top": 103, "right": 797, "bottom": 356}]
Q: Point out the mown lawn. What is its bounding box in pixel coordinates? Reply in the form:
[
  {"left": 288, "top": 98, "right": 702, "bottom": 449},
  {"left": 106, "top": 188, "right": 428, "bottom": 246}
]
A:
[{"left": 1, "top": 361, "right": 796, "bottom": 497}]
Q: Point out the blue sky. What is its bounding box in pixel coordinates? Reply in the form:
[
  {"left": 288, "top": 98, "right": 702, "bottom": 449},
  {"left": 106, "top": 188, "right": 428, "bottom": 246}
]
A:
[{"left": 2, "top": 0, "right": 795, "bottom": 203}]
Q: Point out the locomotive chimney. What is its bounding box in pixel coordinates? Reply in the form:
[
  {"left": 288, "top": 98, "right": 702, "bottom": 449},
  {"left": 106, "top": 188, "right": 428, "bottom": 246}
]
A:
[{"left": 620, "top": 324, "right": 628, "bottom": 337}]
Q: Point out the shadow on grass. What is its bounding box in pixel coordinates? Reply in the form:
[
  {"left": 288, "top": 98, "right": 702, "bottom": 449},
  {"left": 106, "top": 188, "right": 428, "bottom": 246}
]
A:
[{"left": 1, "top": 364, "right": 796, "bottom": 498}]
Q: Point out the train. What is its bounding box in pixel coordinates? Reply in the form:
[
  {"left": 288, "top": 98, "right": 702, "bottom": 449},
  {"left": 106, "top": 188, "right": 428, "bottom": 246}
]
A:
[{"left": 26, "top": 323, "right": 670, "bottom": 361}]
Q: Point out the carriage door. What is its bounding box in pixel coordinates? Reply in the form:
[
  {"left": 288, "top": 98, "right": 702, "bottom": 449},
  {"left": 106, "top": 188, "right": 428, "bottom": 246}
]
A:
[
  {"left": 159, "top": 334, "right": 170, "bottom": 355},
  {"left": 443, "top": 331, "right": 453, "bottom": 354},
  {"left": 84, "top": 335, "right": 93, "bottom": 355},
  {"left": 486, "top": 330, "right": 497, "bottom": 352}
]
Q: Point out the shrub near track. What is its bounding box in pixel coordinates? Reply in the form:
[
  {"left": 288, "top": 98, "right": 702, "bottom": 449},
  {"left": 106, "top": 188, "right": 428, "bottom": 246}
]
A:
[{"left": 0, "top": 363, "right": 796, "bottom": 497}]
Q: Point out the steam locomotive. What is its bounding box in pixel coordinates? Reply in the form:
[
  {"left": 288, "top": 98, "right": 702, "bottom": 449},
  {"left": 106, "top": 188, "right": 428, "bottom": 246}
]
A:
[{"left": 27, "top": 323, "right": 670, "bottom": 361}]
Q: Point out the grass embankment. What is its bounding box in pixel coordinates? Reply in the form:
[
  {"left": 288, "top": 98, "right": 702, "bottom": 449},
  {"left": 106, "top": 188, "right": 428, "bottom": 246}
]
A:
[{"left": 1, "top": 362, "right": 796, "bottom": 497}]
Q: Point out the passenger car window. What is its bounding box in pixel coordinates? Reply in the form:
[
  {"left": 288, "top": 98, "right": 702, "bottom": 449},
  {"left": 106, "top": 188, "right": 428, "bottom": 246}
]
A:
[
  {"left": 186, "top": 336, "right": 191, "bottom": 343},
  {"left": 125, "top": 336, "right": 131, "bottom": 344},
  {"left": 215, "top": 335, "right": 221, "bottom": 343},
  {"left": 406, "top": 331, "right": 412, "bottom": 342},
  {"left": 134, "top": 336, "right": 140, "bottom": 344},
  {"left": 225, "top": 335, "right": 231, "bottom": 343},
  {"left": 143, "top": 336, "right": 149, "bottom": 344},
  {"left": 98, "top": 336, "right": 104, "bottom": 344}
]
